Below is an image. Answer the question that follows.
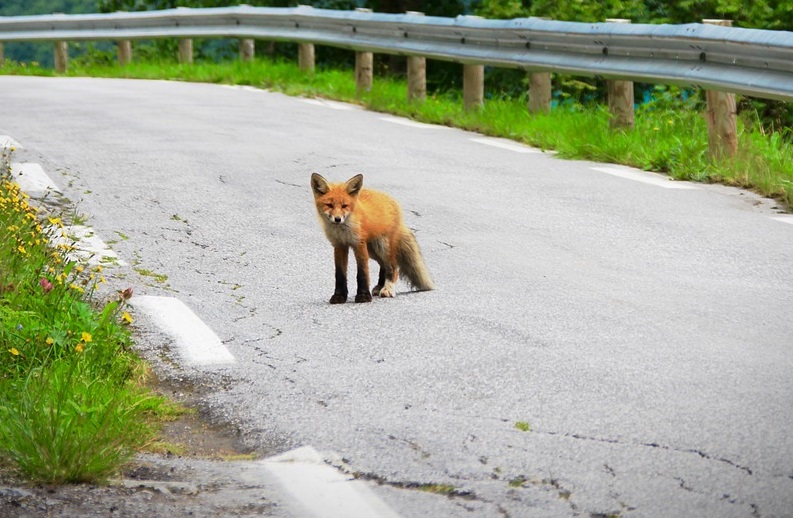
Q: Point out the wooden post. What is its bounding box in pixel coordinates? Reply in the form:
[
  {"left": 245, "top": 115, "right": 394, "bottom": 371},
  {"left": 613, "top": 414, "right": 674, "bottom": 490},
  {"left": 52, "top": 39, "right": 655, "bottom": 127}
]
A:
[
  {"left": 239, "top": 39, "right": 255, "bottom": 62},
  {"left": 406, "top": 12, "right": 426, "bottom": 103},
  {"left": 54, "top": 41, "right": 68, "bottom": 73},
  {"left": 117, "top": 40, "right": 132, "bottom": 66},
  {"left": 463, "top": 64, "right": 484, "bottom": 111},
  {"left": 178, "top": 38, "right": 193, "bottom": 64},
  {"left": 407, "top": 55, "right": 426, "bottom": 102},
  {"left": 298, "top": 43, "right": 315, "bottom": 73},
  {"left": 605, "top": 19, "right": 634, "bottom": 130},
  {"left": 355, "top": 51, "right": 373, "bottom": 95},
  {"left": 528, "top": 72, "right": 551, "bottom": 114},
  {"left": 702, "top": 19, "right": 737, "bottom": 159},
  {"left": 355, "top": 8, "right": 373, "bottom": 96}
]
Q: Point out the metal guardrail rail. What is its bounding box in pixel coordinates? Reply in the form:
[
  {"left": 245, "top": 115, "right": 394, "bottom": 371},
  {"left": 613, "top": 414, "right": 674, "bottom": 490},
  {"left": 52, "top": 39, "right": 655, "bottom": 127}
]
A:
[{"left": 1, "top": 5, "right": 793, "bottom": 101}]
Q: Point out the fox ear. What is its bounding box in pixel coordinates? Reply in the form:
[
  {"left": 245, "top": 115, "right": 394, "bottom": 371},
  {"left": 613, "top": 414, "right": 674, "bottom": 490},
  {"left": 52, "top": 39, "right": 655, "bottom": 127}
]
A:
[
  {"left": 345, "top": 174, "right": 363, "bottom": 196},
  {"left": 311, "top": 173, "right": 329, "bottom": 196}
]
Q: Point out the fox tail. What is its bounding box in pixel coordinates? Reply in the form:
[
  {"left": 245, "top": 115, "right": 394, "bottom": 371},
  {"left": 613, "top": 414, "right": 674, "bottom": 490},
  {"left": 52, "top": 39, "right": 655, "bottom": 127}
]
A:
[{"left": 397, "top": 229, "right": 434, "bottom": 291}]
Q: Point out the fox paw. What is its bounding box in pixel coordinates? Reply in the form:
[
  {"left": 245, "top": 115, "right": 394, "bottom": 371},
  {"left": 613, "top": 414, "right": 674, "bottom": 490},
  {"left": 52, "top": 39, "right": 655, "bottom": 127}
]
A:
[
  {"left": 355, "top": 292, "right": 373, "bottom": 303},
  {"left": 329, "top": 294, "right": 347, "bottom": 304},
  {"left": 371, "top": 285, "right": 383, "bottom": 296},
  {"left": 378, "top": 283, "right": 395, "bottom": 298}
]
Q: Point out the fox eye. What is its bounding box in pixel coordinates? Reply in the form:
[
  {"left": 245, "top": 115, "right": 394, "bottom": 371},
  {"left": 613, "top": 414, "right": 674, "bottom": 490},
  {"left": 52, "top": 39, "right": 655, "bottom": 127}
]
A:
[
  {"left": 341, "top": 204, "right": 349, "bottom": 209},
  {"left": 325, "top": 203, "right": 333, "bottom": 209}
]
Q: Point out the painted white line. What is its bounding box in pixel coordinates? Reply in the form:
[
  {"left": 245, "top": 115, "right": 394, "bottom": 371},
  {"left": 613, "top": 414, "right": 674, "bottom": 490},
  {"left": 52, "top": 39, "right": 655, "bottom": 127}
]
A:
[
  {"left": 771, "top": 216, "right": 793, "bottom": 225},
  {"left": 470, "top": 137, "right": 542, "bottom": 154},
  {"left": 301, "top": 98, "right": 358, "bottom": 111},
  {"left": 0, "top": 135, "right": 23, "bottom": 149},
  {"left": 49, "top": 225, "right": 127, "bottom": 267},
  {"left": 10, "top": 162, "right": 61, "bottom": 196},
  {"left": 379, "top": 117, "right": 446, "bottom": 129},
  {"left": 261, "top": 446, "right": 400, "bottom": 518},
  {"left": 131, "top": 296, "right": 235, "bottom": 366},
  {"left": 220, "top": 84, "right": 265, "bottom": 93},
  {"left": 591, "top": 166, "right": 698, "bottom": 190}
]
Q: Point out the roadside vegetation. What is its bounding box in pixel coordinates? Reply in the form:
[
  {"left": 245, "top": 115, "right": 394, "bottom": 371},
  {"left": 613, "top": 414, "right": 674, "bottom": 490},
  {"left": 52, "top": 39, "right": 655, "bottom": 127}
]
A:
[
  {"left": 0, "top": 147, "right": 175, "bottom": 484},
  {"left": 3, "top": 56, "right": 792, "bottom": 209}
]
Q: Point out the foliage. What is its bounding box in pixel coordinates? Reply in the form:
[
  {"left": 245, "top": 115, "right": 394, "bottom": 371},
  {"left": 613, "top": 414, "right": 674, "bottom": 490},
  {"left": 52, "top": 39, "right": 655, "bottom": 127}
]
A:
[{"left": 0, "top": 147, "right": 165, "bottom": 484}]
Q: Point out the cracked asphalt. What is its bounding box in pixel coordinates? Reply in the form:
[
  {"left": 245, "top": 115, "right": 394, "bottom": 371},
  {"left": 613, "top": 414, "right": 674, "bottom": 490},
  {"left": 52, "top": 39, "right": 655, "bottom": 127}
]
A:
[{"left": 2, "top": 76, "right": 792, "bottom": 517}]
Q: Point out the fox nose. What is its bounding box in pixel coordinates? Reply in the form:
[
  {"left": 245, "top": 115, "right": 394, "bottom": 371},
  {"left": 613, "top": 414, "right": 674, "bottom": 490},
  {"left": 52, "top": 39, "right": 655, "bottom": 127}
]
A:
[{"left": 333, "top": 216, "right": 343, "bottom": 223}]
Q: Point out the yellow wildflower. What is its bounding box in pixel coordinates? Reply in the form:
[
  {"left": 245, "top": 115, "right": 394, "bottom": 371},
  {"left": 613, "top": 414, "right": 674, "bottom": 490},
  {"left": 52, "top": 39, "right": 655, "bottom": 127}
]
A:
[
  {"left": 81, "top": 331, "right": 92, "bottom": 343},
  {"left": 9, "top": 348, "right": 20, "bottom": 356},
  {"left": 122, "top": 312, "right": 133, "bottom": 325},
  {"left": 75, "top": 343, "right": 84, "bottom": 353}
]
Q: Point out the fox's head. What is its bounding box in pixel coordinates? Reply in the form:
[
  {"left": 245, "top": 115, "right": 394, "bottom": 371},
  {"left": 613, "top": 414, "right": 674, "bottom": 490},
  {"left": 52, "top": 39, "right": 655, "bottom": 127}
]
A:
[{"left": 310, "top": 173, "right": 363, "bottom": 225}]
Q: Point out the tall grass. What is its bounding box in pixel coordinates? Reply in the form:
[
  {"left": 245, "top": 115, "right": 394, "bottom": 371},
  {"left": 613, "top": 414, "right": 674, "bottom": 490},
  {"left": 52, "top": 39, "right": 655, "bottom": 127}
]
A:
[
  {"left": 0, "top": 147, "right": 168, "bottom": 484},
  {"left": 18, "top": 55, "right": 786, "bottom": 208}
]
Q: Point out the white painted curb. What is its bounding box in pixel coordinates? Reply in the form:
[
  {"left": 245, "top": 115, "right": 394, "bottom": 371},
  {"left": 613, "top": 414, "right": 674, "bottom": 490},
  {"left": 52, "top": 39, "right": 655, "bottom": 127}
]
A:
[
  {"left": 49, "top": 225, "right": 126, "bottom": 267},
  {"left": 0, "top": 135, "right": 23, "bottom": 149},
  {"left": 591, "top": 166, "right": 698, "bottom": 189},
  {"left": 261, "top": 446, "right": 400, "bottom": 518},
  {"left": 131, "top": 295, "right": 235, "bottom": 366},
  {"left": 10, "top": 162, "right": 61, "bottom": 196}
]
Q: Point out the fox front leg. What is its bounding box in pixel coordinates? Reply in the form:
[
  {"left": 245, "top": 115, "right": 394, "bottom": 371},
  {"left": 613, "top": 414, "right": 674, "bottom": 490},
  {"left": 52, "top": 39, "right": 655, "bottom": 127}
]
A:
[
  {"left": 353, "top": 243, "right": 373, "bottom": 303},
  {"left": 330, "top": 246, "right": 349, "bottom": 304}
]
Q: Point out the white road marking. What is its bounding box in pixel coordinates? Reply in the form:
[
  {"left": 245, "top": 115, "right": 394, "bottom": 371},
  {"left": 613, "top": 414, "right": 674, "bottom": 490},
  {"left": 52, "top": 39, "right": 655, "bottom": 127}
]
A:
[
  {"left": 220, "top": 84, "right": 266, "bottom": 93},
  {"left": 379, "top": 116, "right": 446, "bottom": 129},
  {"left": 301, "top": 98, "right": 358, "bottom": 110},
  {"left": 10, "top": 162, "right": 61, "bottom": 196},
  {"left": 771, "top": 216, "right": 793, "bottom": 225},
  {"left": 470, "top": 137, "right": 542, "bottom": 154},
  {"left": 49, "top": 225, "right": 127, "bottom": 267},
  {"left": 591, "top": 166, "right": 698, "bottom": 189},
  {"left": 131, "top": 296, "right": 236, "bottom": 366},
  {"left": 0, "top": 135, "right": 23, "bottom": 149},
  {"left": 261, "top": 446, "right": 400, "bottom": 518}
]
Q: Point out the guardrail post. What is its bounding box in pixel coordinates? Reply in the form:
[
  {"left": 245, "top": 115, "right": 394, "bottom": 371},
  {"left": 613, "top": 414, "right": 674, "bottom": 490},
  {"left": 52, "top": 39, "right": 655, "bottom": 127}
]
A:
[
  {"left": 239, "top": 39, "right": 255, "bottom": 62},
  {"left": 178, "top": 39, "right": 193, "bottom": 64},
  {"left": 406, "top": 11, "right": 426, "bottom": 103},
  {"left": 356, "top": 51, "right": 373, "bottom": 95},
  {"left": 528, "top": 72, "right": 551, "bottom": 114},
  {"left": 463, "top": 64, "right": 484, "bottom": 111},
  {"left": 54, "top": 41, "right": 68, "bottom": 73},
  {"left": 605, "top": 19, "right": 634, "bottom": 130},
  {"left": 298, "top": 43, "right": 314, "bottom": 72},
  {"left": 355, "top": 8, "right": 374, "bottom": 96},
  {"left": 117, "top": 40, "right": 132, "bottom": 66},
  {"left": 703, "top": 19, "right": 738, "bottom": 159},
  {"left": 0, "top": 43, "right": 4, "bottom": 67}
]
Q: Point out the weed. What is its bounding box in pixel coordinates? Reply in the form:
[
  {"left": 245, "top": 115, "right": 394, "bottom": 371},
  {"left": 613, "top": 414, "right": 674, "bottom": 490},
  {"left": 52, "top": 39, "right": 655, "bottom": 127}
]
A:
[
  {"left": 134, "top": 267, "right": 169, "bottom": 284},
  {"left": 0, "top": 146, "right": 169, "bottom": 483}
]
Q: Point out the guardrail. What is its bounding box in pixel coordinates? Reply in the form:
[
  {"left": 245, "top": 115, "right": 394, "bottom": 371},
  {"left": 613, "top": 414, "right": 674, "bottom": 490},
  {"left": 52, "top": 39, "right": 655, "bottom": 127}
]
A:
[{"left": 2, "top": 5, "right": 792, "bottom": 156}]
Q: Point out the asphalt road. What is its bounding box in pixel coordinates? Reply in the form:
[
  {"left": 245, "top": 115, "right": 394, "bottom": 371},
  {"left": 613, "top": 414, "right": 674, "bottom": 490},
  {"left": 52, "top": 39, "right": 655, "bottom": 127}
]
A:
[{"left": 2, "top": 76, "right": 792, "bottom": 517}]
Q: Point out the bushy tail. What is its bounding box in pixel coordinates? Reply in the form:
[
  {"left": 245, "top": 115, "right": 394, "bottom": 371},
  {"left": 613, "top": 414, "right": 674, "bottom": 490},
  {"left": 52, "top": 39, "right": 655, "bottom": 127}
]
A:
[{"left": 397, "top": 229, "right": 434, "bottom": 291}]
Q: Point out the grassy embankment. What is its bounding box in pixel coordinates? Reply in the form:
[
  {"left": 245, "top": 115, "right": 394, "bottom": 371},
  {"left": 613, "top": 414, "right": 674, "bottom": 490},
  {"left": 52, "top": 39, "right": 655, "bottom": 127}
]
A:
[
  {"left": 3, "top": 56, "right": 790, "bottom": 208},
  {"left": 0, "top": 148, "right": 177, "bottom": 484}
]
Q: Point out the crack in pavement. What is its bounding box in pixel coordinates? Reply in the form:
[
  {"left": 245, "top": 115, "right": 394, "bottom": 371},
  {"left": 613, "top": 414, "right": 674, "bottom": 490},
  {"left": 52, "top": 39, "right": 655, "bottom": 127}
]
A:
[{"left": 545, "top": 431, "right": 755, "bottom": 476}]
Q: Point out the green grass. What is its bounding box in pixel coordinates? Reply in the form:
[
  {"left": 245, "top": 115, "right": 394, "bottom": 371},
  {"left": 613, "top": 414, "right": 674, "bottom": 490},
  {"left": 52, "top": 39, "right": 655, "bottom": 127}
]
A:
[
  {"left": 0, "top": 148, "right": 170, "bottom": 484},
  {"left": 4, "top": 56, "right": 787, "bottom": 208}
]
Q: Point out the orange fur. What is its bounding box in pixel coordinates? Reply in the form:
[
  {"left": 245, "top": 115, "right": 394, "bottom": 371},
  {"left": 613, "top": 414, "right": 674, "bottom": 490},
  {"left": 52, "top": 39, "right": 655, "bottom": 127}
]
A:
[{"left": 311, "top": 173, "right": 433, "bottom": 304}]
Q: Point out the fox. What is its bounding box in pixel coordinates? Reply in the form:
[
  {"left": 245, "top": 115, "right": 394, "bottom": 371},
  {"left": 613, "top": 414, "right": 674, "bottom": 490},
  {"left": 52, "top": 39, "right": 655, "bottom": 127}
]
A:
[{"left": 310, "top": 173, "right": 434, "bottom": 304}]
